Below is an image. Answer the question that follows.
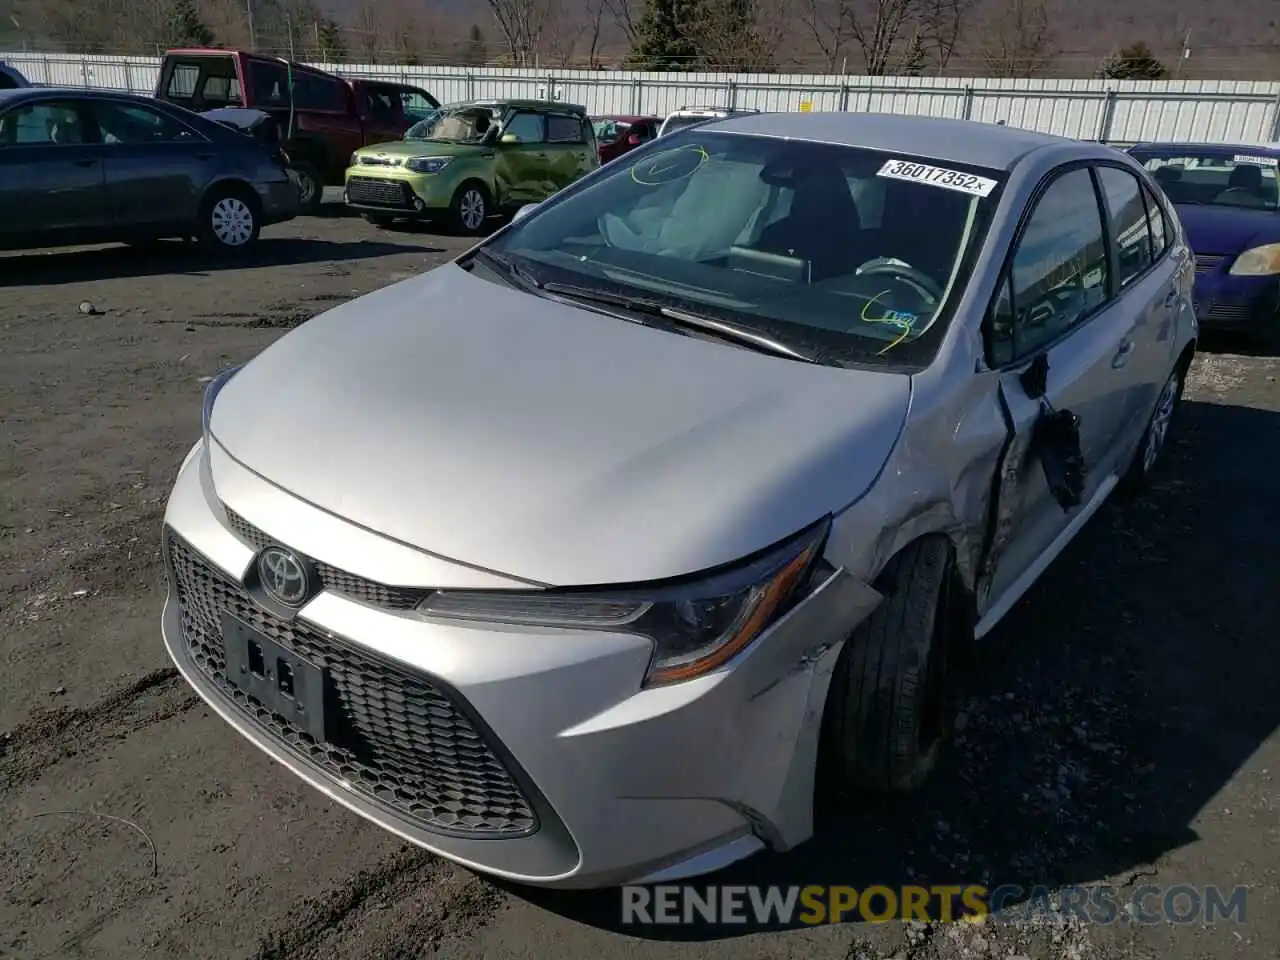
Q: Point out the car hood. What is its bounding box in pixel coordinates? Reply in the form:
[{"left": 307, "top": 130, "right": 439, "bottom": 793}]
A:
[
  {"left": 1175, "top": 202, "right": 1280, "bottom": 256},
  {"left": 354, "top": 139, "right": 486, "bottom": 162},
  {"left": 209, "top": 264, "right": 911, "bottom": 587}
]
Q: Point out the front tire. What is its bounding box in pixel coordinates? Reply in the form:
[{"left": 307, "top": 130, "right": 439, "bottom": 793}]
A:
[
  {"left": 198, "top": 189, "right": 260, "bottom": 252},
  {"left": 290, "top": 162, "right": 324, "bottom": 214},
  {"left": 822, "top": 536, "right": 960, "bottom": 795},
  {"left": 450, "top": 182, "right": 490, "bottom": 236}
]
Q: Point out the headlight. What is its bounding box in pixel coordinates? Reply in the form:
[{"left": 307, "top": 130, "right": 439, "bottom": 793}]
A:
[
  {"left": 201, "top": 366, "right": 241, "bottom": 437},
  {"left": 1229, "top": 243, "right": 1280, "bottom": 276},
  {"left": 349, "top": 151, "right": 359, "bottom": 167},
  {"left": 405, "top": 156, "right": 453, "bottom": 174},
  {"left": 420, "top": 519, "right": 830, "bottom": 686}
]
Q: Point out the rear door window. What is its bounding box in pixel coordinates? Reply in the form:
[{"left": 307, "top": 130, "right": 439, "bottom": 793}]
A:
[
  {"left": 167, "top": 64, "right": 199, "bottom": 98},
  {"left": 547, "top": 114, "right": 584, "bottom": 144},
  {"left": 1095, "top": 165, "right": 1154, "bottom": 288}
]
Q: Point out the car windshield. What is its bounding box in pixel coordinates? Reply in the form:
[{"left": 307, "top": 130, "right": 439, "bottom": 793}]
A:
[
  {"left": 484, "top": 130, "right": 1004, "bottom": 369},
  {"left": 594, "top": 119, "right": 629, "bottom": 143},
  {"left": 405, "top": 105, "right": 497, "bottom": 143},
  {"left": 1134, "top": 150, "right": 1280, "bottom": 210}
]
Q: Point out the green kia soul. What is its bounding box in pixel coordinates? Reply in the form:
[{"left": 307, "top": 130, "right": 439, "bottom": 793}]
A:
[{"left": 344, "top": 98, "right": 600, "bottom": 235}]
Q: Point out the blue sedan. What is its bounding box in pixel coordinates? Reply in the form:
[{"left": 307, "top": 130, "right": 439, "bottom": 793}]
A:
[{"left": 1129, "top": 141, "right": 1280, "bottom": 347}]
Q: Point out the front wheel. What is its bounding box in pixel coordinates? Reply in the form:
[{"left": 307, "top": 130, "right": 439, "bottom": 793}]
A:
[
  {"left": 198, "top": 190, "right": 260, "bottom": 252},
  {"left": 450, "top": 183, "right": 490, "bottom": 236},
  {"left": 822, "top": 536, "right": 961, "bottom": 795}
]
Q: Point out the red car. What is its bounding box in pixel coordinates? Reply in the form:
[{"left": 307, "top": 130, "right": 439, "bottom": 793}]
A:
[{"left": 591, "top": 114, "right": 659, "bottom": 164}]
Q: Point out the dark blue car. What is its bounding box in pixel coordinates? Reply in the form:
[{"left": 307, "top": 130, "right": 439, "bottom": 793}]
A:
[{"left": 1129, "top": 141, "right": 1280, "bottom": 347}]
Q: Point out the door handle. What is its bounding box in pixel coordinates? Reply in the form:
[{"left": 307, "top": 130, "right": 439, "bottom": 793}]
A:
[
  {"left": 72, "top": 158, "right": 98, "bottom": 167},
  {"left": 194, "top": 152, "right": 213, "bottom": 161},
  {"left": 1112, "top": 339, "right": 1135, "bottom": 368},
  {"left": 1163, "top": 289, "right": 1179, "bottom": 309}
]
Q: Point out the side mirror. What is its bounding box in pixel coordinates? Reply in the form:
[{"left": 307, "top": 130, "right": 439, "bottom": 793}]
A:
[
  {"left": 512, "top": 203, "right": 539, "bottom": 223},
  {"left": 627, "top": 133, "right": 641, "bottom": 145},
  {"left": 500, "top": 132, "right": 520, "bottom": 144}
]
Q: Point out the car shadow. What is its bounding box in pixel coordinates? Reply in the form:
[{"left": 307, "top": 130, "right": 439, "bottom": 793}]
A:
[
  {"left": 0, "top": 236, "right": 439, "bottom": 287},
  {"left": 495, "top": 398, "right": 1280, "bottom": 940},
  {"left": 1198, "top": 331, "right": 1277, "bottom": 359}
]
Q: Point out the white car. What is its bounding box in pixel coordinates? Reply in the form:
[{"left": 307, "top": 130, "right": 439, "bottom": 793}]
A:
[{"left": 657, "top": 105, "right": 761, "bottom": 137}]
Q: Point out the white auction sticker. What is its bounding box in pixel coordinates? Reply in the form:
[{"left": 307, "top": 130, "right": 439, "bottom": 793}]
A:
[
  {"left": 876, "top": 159, "right": 998, "bottom": 197},
  {"left": 1232, "top": 154, "right": 1278, "bottom": 167}
]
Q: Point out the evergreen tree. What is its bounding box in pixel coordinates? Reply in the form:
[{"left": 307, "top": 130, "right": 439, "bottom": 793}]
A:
[
  {"left": 316, "top": 18, "right": 346, "bottom": 62},
  {"left": 629, "top": 0, "right": 703, "bottom": 71},
  {"left": 1101, "top": 42, "right": 1167, "bottom": 80},
  {"left": 168, "top": 0, "right": 214, "bottom": 48}
]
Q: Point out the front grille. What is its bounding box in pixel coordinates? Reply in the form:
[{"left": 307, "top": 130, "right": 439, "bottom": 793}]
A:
[
  {"left": 1204, "top": 302, "right": 1257, "bottom": 325},
  {"left": 358, "top": 156, "right": 401, "bottom": 167},
  {"left": 346, "top": 176, "right": 415, "bottom": 209},
  {"left": 1194, "top": 253, "right": 1226, "bottom": 274},
  {"left": 167, "top": 532, "right": 538, "bottom": 837},
  {"left": 223, "top": 507, "right": 427, "bottom": 611}
]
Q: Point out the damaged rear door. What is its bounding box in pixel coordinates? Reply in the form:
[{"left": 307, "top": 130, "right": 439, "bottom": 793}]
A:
[{"left": 977, "top": 164, "right": 1139, "bottom": 622}]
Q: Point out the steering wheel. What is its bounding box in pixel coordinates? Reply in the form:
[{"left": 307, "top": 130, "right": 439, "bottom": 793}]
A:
[{"left": 855, "top": 258, "right": 944, "bottom": 303}]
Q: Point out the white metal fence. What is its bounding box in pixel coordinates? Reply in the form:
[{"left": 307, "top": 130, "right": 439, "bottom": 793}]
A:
[{"left": 5, "top": 52, "right": 1280, "bottom": 145}]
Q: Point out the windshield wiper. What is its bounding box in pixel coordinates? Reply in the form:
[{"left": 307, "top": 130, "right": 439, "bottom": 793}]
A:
[
  {"left": 539, "top": 281, "right": 817, "bottom": 363},
  {"left": 470, "top": 247, "right": 544, "bottom": 290}
]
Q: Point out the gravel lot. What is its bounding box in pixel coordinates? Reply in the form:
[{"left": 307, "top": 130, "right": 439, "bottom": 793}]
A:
[{"left": 1, "top": 204, "right": 1277, "bottom": 960}]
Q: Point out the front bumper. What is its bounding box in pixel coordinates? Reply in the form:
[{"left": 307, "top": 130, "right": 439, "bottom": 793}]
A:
[
  {"left": 255, "top": 178, "right": 300, "bottom": 225},
  {"left": 1192, "top": 259, "right": 1280, "bottom": 333},
  {"left": 343, "top": 170, "right": 451, "bottom": 216},
  {"left": 159, "top": 438, "right": 879, "bottom": 888}
]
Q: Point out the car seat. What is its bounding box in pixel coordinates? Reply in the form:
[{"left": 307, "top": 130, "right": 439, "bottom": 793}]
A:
[
  {"left": 755, "top": 166, "right": 866, "bottom": 280},
  {"left": 1215, "top": 165, "right": 1268, "bottom": 207}
]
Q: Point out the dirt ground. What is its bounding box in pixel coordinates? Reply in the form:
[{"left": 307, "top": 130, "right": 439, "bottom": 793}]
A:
[{"left": 1, "top": 204, "right": 1277, "bottom": 960}]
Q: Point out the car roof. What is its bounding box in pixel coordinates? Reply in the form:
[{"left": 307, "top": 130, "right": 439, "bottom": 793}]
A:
[
  {"left": 448, "top": 98, "right": 586, "bottom": 115},
  {"left": 699, "top": 111, "right": 1078, "bottom": 171},
  {"left": 594, "top": 114, "right": 655, "bottom": 123},
  {"left": 0, "top": 86, "right": 156, "bottom": 104},
  {"left": 1129, "top": 141, "right": 1280, "bottom": 155}
]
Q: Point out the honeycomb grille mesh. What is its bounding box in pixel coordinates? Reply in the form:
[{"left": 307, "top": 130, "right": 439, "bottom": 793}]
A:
[
  {"left": 167, "top": 532, "right": 538, "bottom": 837},
  {"left": 223, "top": 507, "right": 428, "bottom": 610}
]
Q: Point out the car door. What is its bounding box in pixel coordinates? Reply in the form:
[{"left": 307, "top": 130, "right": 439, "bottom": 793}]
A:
[
  {"left": 1092, "top": 162, "right": 1184, "bottom": 449},
  {"left": 356, "top": 82, "right": 405, "bottom": 144},
  {"left": 544, "top": 113, "right": 595, "bottom": 190},
  {"left": 493, "top": 111, "right": 550, "bottom": 205},
  {"left": 91, "top": 99, "right": 209, "bottom": 232},
  {"left": 0, "top": 97, "right": 107, "bottom": 249},
  {"left": 977, "top": 165, "right": 1139, "bottom": 617}
]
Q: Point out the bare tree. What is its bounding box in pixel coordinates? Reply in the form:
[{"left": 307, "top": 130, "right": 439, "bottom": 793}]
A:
[
  {"left": 350, "top": 0, "right": 391, "bottom": 61},
  {"left": 546, "top": 0, "right": 606, "bottom": 67},
  {"left": 485, "top": 0, "right": 557, "bottom": 66},
  {"left": 981, "top": 0, "right": 1054, "bottom": 77},
  {"left": 842, "top": 0, "right": 928, "bottom": 75},
  {"left": 916, "top": 0, "right": 976, "bottom": 72},
  {"left": 801, "top": 0, "right": 855, "bottom": 71},
  {"left": 602, "top": 0, "right": 641, "bottom": 48}
]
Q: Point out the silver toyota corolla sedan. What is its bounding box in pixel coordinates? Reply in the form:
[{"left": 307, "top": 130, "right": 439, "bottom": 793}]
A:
[{"left": 161, "top": 112, "right": 1197, "bottom": 889}]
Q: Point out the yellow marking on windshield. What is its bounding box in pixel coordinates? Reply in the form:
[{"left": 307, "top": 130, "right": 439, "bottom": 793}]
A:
[
  {"left": 860, "top": 289, "right": 917, "bottom": 354},
  {"left": 630, "top": 144, "right": 710, "bottom": 186}
]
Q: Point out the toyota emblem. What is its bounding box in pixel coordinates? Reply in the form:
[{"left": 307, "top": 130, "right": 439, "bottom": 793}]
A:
[{"left": 257, "top": 546, "right": 311, "bottom": 607}]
